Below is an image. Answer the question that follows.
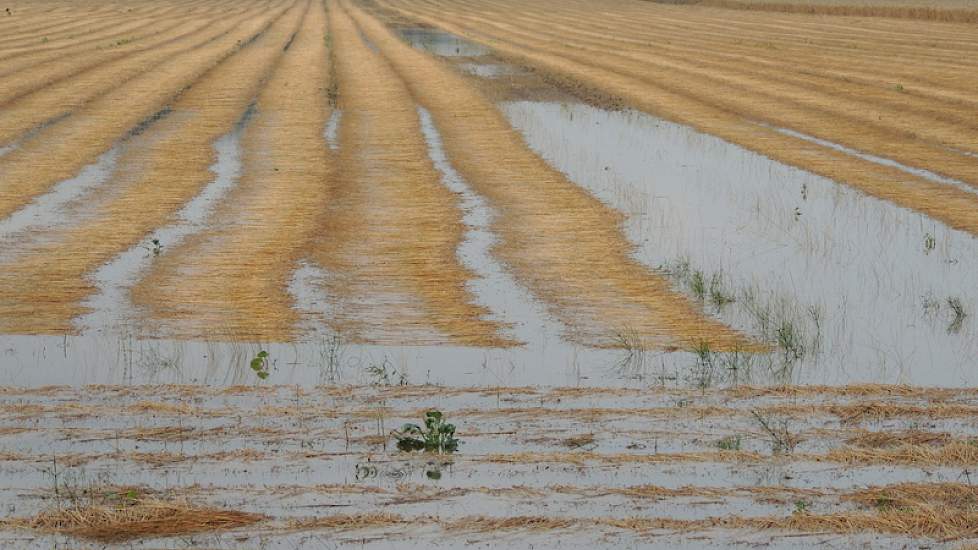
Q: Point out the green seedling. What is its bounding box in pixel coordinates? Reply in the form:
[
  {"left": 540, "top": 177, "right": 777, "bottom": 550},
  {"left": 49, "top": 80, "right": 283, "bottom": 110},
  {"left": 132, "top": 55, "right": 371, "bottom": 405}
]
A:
[
  {"left": 393, "top": 410, "right": 459, "bottom": 453},
  {"left": 716, "top": 435, "right": 741, "bottom": 451},
  {"left": 250, "top": 350, "right": 270, "bottom": 380}
]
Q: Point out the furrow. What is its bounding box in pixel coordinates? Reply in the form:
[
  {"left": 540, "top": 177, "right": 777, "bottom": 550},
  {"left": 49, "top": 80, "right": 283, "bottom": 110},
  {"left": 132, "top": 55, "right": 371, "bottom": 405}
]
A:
[
  {"left": 0, "top": 0, "right": 217, "bottom": 55},
  {"left": 301, "top": 4, "right": 510, "bottom": 346},
  {"left": 0, "top": 4, "right": 271, "bottom": 147},
  {"left": 0, "top": 0, "right": 248, "bottom": 88},
  {"left": 0, "top": 1, "right": 292, "bottom": 221},
  {"left": 129, "top": 0, "right": 333, "bottom": 341},
  {"left": 347, "top": 2, "right": 752, "bottom": 350},
  {"left": 430, "top": 7, "right": 978, "bottom": 184},
  {"left": 384, "top": 1, "right": 978, "bottom": 237},
  {"left": 450, "top": 0, "right": 978, "bottom": 147},
  {"left": 0, "top": 0, "right": 306, "bottom": 335}
]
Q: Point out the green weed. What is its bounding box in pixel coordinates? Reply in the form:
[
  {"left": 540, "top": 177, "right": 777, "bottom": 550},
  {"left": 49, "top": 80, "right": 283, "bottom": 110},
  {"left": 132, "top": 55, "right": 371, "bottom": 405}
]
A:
[
  {"left": 393, "top": 410, "right": 460, "bottom": 453},
  {"left": 249, "top": 350, "right": 270, "bottom": 380},
  {"left": 716, "top": 435, "right": 741, "bottom": 451}
]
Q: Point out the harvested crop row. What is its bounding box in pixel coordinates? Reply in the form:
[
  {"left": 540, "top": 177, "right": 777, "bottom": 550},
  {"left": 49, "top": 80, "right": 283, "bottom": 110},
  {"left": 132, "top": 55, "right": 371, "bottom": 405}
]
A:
[
  {"left": 347, "top": 1, "right": 752, "bottom": 350},
  {"left": 0, "top": 2, "right": 188, "bottom": 50},
  {"left": 698, "top": 0, "right": 978, "bottom": 23},
  {"left": 0, "top": 4, "right": 274, "bottom": 147},
  {"left": 5, "top": 382, "right": 976, "bottom": 401},
  {"left": 0, "top": 0, "right": 306, "bottom": 335},
  {"left": 0, "top": 0, "right": 260, "bottom": 100},
  {"left": 0, "top": 8, "right": 185, "bottom": 57},
  {"left": 0, "top": 0, "right": 239, "bottom": 57},
  {"left": 0, "top": 1, "right": 293, "bottom": 221},
  {"left": 381, "top": 1, "right": 978, "bottom": 237},
  {"left": 421, "top": 0, "right": 978, "bottom": 182},
  {"left": 305, "top": 5, "right": 509, "bottom": 346},
  {"left": 442, "top": 0, "right": 978, "bottom": 157},
  {"left": 131, "top": 0, "right": 331, "bottom": 341},
  {"left": 290, "top": 507, "right": 978, "bottom": 541},
  {"left": 430, "top": 0, "right": 978, "bottom": 69}
]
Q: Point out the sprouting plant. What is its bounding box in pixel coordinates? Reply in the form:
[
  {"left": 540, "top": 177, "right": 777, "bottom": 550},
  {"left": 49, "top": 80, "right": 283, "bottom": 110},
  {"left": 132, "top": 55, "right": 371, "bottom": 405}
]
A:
[
  {"left": 693, "top": 340, "right": 714, "bottom": 369},
  {"left": 613, "top": 328, "right": 646, "bottom": 373},
  {"left": 793, "top": 500, "right": 810, "bottom": 514},
  {"left": 317, "top": 334, "right": 344, "bottom": 383},
  {"left": 690, "top": 270, "right": 706, "bottom": 300},
  {"left": 393, "top": 411, "right": 460, "bottom": 453},
  {"left": 893, "top": 83, "right": 905, "bottom": 93},
  {"left": 249, "top": 350, "right": 270, "bottom": 380},
  {"left": 716, "top": 435, "right": 741, "bottom": 451},
  {"left": 776, "top": 320, "right": 804, "bottom": 362},
  {"left": 751, "top": 410, "right": 800, "bottom": 454},
  {"left": 366, "top": 357, "right": 408, "bottom": 386},
  {"left": 709, "top": 272, "right": 735, "bottom": 309},
  {"left": 947, "top": 297, "right": 967, "bottom": 334},
  {"left": 923, "top": 232, "right": 936, "bottom": 254}
]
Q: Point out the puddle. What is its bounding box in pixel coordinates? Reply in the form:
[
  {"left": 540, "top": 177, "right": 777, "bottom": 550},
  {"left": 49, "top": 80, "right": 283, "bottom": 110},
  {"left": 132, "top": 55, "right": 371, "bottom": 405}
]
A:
[
  {"left": 502, "top": 101, "right": 978, "bottom": 386},
  {"left": 75, "top": 105, "right": 253, "bottom": 334},
  {"left": 459, "top": 62, "right": 515, "bottom": 78},
  {"left": 396, "top": 27, "right": 490, "bottom": 57},
  {"left": 0, "top": 147, "right": 119, "bottom": 246},
  {"left": 0, "top": 384, "right": 964, "bottom": 548},
  {"left": 417, "top": 105, "right": 566, "bottom": 347},
  {"left": 324, "top": 109, "right": 342, "bottom": 150},
  {"left": 2, "top": 33, "right": 978, "bottom": 389}
]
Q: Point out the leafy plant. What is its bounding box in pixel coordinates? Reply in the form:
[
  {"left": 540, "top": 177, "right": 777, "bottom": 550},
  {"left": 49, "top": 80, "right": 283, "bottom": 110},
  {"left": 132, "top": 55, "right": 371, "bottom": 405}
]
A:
[
  {"left": 393, "top": 411, "right": 459, "bottom": 453},
  {"left": 250, "top": 350, "right": 270, "bottom": 380}
]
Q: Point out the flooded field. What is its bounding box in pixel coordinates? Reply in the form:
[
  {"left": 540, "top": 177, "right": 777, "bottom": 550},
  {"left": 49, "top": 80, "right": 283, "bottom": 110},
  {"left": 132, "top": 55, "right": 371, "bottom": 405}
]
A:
[{"left": 1, "top": 0, "right": 978, "bottom": 546}]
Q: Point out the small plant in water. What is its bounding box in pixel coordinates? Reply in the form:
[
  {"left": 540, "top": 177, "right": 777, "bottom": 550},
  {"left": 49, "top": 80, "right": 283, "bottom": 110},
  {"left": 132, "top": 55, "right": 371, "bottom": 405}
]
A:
[
  {"left": 793, "top": 500, "right": 811, "bottom": 514},
  {"left": 923, "top": 232, "right": 936, "bottom": 254},
  {"left": 708, "top": 272, "right": 735, "bottom": 309},
  {"left": 393, "top": 410, "right": 460, "bottom": 453},
  {"left": 947, "top": 297, "right": 967, "bottom": 334},
  {"left": 716, "top": 435, "right": 741, "bottom": 451},
  {"left": 366, "top": 357, "right": 408, "bottom": 386},
  {"left": 690, "top": 270, "right": 706, "bottom": 300},
  {"left": 249, "top": 350, "right": 270, "bottom": 380},
  {"left": 751, "top": 410, "right": 800, "bottom": 454}
]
